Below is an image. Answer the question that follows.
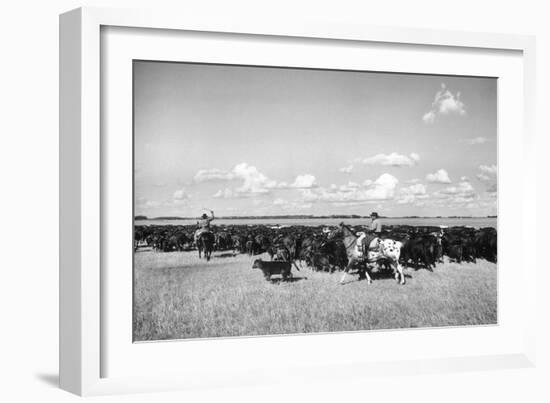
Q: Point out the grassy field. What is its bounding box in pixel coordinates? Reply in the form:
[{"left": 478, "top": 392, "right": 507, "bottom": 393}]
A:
[{"left": 133, "top": 249, "right": 497, "bottom": 341}]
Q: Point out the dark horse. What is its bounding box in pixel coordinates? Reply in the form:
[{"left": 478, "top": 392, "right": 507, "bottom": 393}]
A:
[
  {"left": 330, "top": 222, "right": 405, "bottom": 285},
  {"left": 197, "top": 231, "right": 215, "bottom": 261}
]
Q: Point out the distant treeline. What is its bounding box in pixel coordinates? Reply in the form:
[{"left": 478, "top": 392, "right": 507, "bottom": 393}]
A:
[{"left": 135, "top": 214, "right": 497, "bottom": 220}]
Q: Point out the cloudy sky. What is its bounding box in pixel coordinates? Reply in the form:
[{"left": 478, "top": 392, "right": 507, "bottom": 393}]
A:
[{"left": 134, "top": 61, "right": 497, "bottom": 217}]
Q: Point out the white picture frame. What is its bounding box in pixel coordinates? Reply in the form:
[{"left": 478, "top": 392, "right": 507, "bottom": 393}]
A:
[{"left": 60, "top": 6, "right": 537, "bottom": 396}]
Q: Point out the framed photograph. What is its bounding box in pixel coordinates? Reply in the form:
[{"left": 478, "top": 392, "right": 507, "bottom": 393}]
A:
[{"left": 60, "top": 7, "right": 537, "bottom": 396}]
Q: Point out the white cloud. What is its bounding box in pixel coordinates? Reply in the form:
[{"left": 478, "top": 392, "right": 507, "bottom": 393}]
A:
[
  {"left": 422, "top": 110, "right": 436, "bottom": 124},
  {"left": 194, "top": 168, "right": 235, "bottom": 182},
  {"left": 439, "top": 181, "right": 475, "bottom": 196},
  {"left": 426, "top": 169, "right": 451, "bottom": 184},
  {"left": 397, "top": 183, "right": 428, "bottom": 204},
  {"left": 476, "top": 173, "right": 490, "bottom": 182},
  {"left": 232, "top": 162, "right": 277, "bottom": 194},
  {"left": 339, "top": 165, "right": 353, "bottom": 174},
  {"left": 213, "top": 188, "right": 237, "bottom": 199},
  {"left": 402, "top": 183, "right": 427, "bottom": 195},
  {"left": 355, "top": 152, "right": 420, "bottom": 167},
  {"left": 374, "top": 173, "right": 399, "bottom": 189},
  {"left": 173, "top": 188, "right": 189, "bottom": 200},
  {"left": 422, "top": 83, "right": 466, "bottom": 124},
  {"left": 475, "top": 165, "right": 497, "bottom": 197},
  {"left": 338, "top": 181, "right": 361, "bottom": 192},
  {"left": 362, "top": 179, "right": 374, "bottom": 187},
  {"left": 431, "top": 181, "right": 478, "bottom": 205},
  {"left": 289, "top": 174, "right": 318, "bottom": 189},
  {"left": 479, "top": 164, "right": 497, "bottom": 175},
  {"left": 197, "top": 163, "right": 317, "bottom": 195},
  {"left": 465, "top": 137, "right": 488, "bottom": 145},
  {"left": 300, "top": 173, "right": 398, "bottom": 204},
  {"left": 476, "top": 165, "right": 497, "bottom": 192},
  {"left": 194, "top": 163, "right": 274, "bottom": 194}
]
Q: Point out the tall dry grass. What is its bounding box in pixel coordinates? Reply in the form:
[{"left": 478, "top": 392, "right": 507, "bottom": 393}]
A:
[{"left": 133, "top": 250, "right": 497, "bottom": 341}]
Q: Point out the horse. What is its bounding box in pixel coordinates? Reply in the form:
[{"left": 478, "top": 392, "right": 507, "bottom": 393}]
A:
[
  {"left": 196, "top": 231, "right": 215, "bottom": 261},
  {"left": 330, "top": 222, "right": 406, "bottom": 285}
]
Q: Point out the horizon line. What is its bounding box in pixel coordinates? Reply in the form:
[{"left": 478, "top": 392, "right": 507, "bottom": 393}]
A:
[{"left": 135, "top": 214, "right": 498, "bottom": 220}]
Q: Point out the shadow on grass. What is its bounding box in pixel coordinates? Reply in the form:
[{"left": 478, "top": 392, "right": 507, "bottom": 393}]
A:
[
  {"left": 370, "top": 270, "right": 413, "bottom": 280},
  {"left": 268, "top": 276, "right": 308, "bottom": 284},
  {"left": 340, "top": 270, "right": 413, "bottom": 285},
  {"left": 406, "top": 264, "right": 435, "bottom": 272},
  {"left": 215, "top": 252, "right": 239, "bottom": 258}
]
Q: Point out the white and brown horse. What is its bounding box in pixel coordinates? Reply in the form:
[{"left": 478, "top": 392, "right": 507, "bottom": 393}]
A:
[{"left": 331, "top": 222, "right": 406, "bottom": 285}]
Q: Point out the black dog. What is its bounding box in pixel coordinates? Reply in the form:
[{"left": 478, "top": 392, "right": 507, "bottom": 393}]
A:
[{"left": 252, "top": 259, "right": 295, "bottom": 281}]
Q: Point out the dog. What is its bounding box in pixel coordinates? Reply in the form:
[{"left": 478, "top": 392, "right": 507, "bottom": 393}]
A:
[{"left": 252, "top": 258, "right": 294, "bottom": 281}]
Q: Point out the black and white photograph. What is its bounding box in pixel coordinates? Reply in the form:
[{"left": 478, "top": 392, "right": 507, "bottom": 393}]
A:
[{"left": 133, "top": 61, "right": 498, "bottom": 341}]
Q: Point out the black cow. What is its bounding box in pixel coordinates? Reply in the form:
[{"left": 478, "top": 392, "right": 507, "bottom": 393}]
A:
[
  {"left": 400, "top": 234, "right": 437, "bottom": 270},
  {"left": 252, "top": 259, "right": 294, "bottom": 281}
]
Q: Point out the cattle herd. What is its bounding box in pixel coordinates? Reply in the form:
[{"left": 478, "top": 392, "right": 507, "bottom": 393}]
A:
[{"left": 134, "top": 223, "right": 497, "bottom": 272}]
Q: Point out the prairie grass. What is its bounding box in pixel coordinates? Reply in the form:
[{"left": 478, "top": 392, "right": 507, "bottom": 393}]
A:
[{"left": 133, "top": 249, "right": 497, "bottom": 341}]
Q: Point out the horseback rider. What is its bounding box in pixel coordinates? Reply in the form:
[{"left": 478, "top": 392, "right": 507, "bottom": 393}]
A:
[
  {"left": 194, "top": 210, "right": 215, "bottom": 242},
  {"left": 368, "top": 211, "right": 383, "bottom": 235},
  {"left": 367, "top": 212, "right": 382, "bottom": 251},
  {"left": 357, "top": 211, "right": 382, "bottom": 255}
]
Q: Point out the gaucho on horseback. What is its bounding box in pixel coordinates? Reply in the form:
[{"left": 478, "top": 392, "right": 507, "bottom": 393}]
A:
[
  {"left": 194, "top": 210, "right": 216, "bottom": 261},
  {"left": 195, "top": 210, "right": 215, "bottom": 241},
  {"left": 336, "top": 211, "right": 405, "bottom": 285},
  {"left": 356, "top": 212, "right": 383, "bottom": 255}
]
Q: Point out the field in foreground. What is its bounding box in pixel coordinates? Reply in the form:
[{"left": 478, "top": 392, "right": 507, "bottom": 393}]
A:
[{"left": 133, "top": 250, "right": 497, "bottom": 341}]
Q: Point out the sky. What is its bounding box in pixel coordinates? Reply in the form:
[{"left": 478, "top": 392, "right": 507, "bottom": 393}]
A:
[{"left": 134, "top": 61, "right": 497, "bottom": 218}]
